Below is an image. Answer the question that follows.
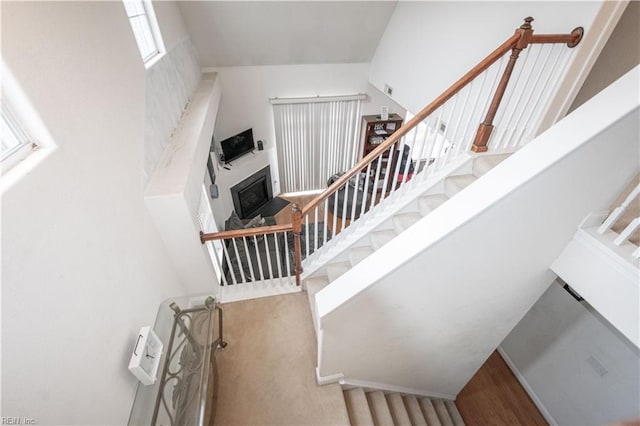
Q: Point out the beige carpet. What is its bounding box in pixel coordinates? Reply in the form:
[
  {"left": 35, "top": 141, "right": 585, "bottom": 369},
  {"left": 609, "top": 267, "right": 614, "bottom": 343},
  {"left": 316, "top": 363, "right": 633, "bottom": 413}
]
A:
[{"left": 214, "top": 293, "right": 350, "bottom": 426}]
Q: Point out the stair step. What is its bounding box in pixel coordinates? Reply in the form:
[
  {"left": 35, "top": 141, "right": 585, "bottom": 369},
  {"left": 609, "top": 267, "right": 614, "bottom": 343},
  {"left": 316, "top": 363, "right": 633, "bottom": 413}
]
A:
[
  {"left": 418, "top": 398, "right": 441, "bottom": 426},
  {"left": 344, "top": 389, "right": 374, "bottom": 426},
  {"left": 473, "top": 153, "right": 511, "bottom": 177},
  {"left": 349, "top": 245, "right": 374, "bottom": 267},
  {"left": 433, "top": 399, "right": 454, "bottom": 426},
  {"left": 370, "top": 229, "right": 397, "bottom": 250},
  {"left": 386, "top": 393, "right": 412, "bottom": 426},
  {"left": 305, "top": 276, "right": 329, "bottom": 331},
  {"left": 445, "top": 400, "right": 465, "bottom": 426},
  {"left": 326, "top": 261, "right": 351, "bottom": 283},
  {"left": 366, "top": 391, "right": 394, "bottom": 426},
  {"left": 393, "top": 212, "right": 422, "bottom": 233},
  {"left": 445, "top": 174, "right": 476, "bottom": 197},
  {"left": 402, "top": 395, "right": 428, "bottom": 426},
  {"left": 418, "top": 193, "right": 449, "bottom": 216}
]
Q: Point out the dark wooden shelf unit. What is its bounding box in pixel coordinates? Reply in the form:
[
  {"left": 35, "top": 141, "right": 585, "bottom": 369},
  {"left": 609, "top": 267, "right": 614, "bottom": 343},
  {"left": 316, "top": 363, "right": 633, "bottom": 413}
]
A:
[{"left": 361, "top": 114, "right": 404, "bottom": 157}]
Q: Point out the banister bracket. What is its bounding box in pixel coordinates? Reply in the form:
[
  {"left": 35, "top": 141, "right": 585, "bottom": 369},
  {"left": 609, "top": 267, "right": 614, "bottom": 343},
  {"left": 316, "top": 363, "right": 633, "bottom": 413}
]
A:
[{"left": 567, "top": 26, "right": 584, "bottom": 48}]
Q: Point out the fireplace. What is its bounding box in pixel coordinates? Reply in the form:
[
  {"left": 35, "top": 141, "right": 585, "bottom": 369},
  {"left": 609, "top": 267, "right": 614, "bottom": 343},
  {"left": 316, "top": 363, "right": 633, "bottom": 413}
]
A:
[{"left": 230, "top": 166, "right": 273, "bottom": 219}]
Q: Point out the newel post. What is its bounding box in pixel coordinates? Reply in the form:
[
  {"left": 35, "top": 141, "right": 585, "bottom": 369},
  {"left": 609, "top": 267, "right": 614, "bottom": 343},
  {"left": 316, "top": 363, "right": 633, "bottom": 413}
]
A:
[
  {"left": 472, "top": 17, "right": 535, "bottom": 152},
  {"left": 291, "top": 203, "right": 303, "bottom": 286}
]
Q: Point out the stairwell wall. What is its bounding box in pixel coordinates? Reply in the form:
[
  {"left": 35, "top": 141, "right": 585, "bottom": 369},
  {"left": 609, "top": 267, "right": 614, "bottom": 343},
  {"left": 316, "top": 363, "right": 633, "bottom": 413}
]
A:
[
  {"left": 316, "top": 67, "right": 639, "bottom": 396},
  {"left": 369, "top": 1, "right": 609, "bottom": 118},
  {"left": 1, "top": 2, "right": 193, "bottom": 423}
]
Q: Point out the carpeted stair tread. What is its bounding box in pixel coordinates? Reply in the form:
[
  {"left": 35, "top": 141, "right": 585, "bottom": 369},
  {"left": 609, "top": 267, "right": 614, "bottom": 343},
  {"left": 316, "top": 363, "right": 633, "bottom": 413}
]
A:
[
  {"left": 418, "top": 397, "right": 441, "bottom": 426},
  {"left": 432, "top": 399, "right": 454, "bottom": 426},
  {"left": 403, "top": 395, "right": 428, "bottom": 426},
  {"left": 444, "top": 174, "right": 477, "bottom": 197},
  {"left": 386, "top": 393, "right": 412, "bottom": 426},
  {"left": 473, "top": 153, "right": 511, "bottom": 177},
  {"left": 418, "top": 193, "right": 449, "bottom": 216},
  {"left": 393, "top": 212, "right": 422, "bottom": 233},
  {"left": 326, "top": 261, "right": 351, "bottom": 283},
  {"left": 349, "top": 245, "right": 374, "bottom": 267},
  {"left": 344, "top": 388, "right": 374, "bottom": 426},
  {"left": 370, "top": 229, "right": 397, "bottom": 250},
  {"left": 445, "top": 400, "right": 465, "bottom": 426},
  {"left": 366, "top": 391, "right": 394, "bottom": 426}
]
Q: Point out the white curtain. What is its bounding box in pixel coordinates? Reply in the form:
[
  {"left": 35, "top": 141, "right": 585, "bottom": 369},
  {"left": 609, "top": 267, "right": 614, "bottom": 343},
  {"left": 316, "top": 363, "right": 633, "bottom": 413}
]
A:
[{"left": 272, "top": 98, "right": 362, "bottom": 193}]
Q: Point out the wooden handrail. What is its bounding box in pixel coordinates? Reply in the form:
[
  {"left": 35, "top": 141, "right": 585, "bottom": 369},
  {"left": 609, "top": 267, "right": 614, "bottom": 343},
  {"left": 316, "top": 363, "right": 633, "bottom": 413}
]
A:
[
  {"left": 200, "top": 18, "right": 588, "bottom": 288},
  {"left": 200, "top": 223, "right": 293, "bottom": 243},
  {"left": 530, "top": 27, "right": 584, "bottom": 47},
  {"left": 301, "top": 31, "right": 522, "bottom": 216}
]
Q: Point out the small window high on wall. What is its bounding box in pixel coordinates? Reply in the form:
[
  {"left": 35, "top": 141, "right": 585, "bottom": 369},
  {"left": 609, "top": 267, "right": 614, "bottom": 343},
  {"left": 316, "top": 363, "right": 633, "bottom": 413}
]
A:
[
  {"left": 1, "top": 100, "right": 36, "bottom": 172},
  {"left": 123, "top": 0, "right": 164, "bottom": 64}
]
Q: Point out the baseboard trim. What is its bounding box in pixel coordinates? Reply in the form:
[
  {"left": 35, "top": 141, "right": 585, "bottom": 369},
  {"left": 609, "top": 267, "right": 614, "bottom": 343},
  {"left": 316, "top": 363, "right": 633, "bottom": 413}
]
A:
[
  {"left": 338, "top": 378, "right": 456, "bottom": 401},
  {"left": 218, "top": 282, "right": 301, "bottom": 303},
  {"left": 497, "top": 347, "right": 558, "bottom": 426},
  {"left": 316, "top": 367, "right": 344, "bottom": 385}
]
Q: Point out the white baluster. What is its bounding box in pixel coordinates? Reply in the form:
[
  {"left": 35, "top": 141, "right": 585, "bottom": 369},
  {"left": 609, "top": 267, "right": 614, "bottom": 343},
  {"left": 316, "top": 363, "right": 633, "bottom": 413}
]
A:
[
  {"left": 341, "top": 179, "right": 349, "bottom": 232},
  {"left": 350, "top": 172, "right": 360, "bottom": 222},
  {"left": 314, "top": 206, "right": 319, "bottom": 252},
  {"left": 283, "top": 230, "right": 292, "bottom": 283},
  {"left": 521, "top": 45, "right": 572, "bottom": 145},
  {"left": 253, "top": 235, "right": 265, "bottom": 282},
  {"left": 599, "top": 183, "right": 640, "bottom": 234},
  {"left": 242, "top": 236, "right": 256, "bottom": 282},
  {"left": 274, "top": 232, "right": 284, "bottom": 285},
  {"left": 231, "top": 238, "right": 246, "bottom": 284},
  {"left": 305, "top": 214, "right": 310, "bottom": 258},
  {"left": 323, "top": 198, "right": 329, "bottom": 244},
  {"left": 332, "top": 191, "right": 339, "bottom": 235},
  {"left": 614, "top": 217, "right": 640, "bottom": 246},
  {"left": 360, "top": 163, "right": 372, "bottom": 217},
  {"left": 370, "top": 153, "right": 383, "bottom": 210},
  {"left": 221, "top": 239, "right": 238, "bottom": 285},
  {"left": 264, "top": 233, "right": 275, "bottom": 286}
]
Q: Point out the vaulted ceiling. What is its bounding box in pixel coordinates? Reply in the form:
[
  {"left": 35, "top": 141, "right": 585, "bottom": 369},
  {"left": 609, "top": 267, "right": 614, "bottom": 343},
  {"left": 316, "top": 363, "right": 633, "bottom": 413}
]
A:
[{"left": 178, "top": 1, "right": 398, "bottom": 67}]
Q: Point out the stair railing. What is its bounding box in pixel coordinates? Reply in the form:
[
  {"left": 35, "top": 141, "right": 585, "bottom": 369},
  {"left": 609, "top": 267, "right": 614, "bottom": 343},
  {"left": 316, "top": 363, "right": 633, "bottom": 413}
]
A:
[
  {"left": 200, "top": 219, "right": 302, "bottom": 286},
  {"left": 201, "top": 17, "right": 584, "bottom": 287},
  {"left": 598, "top": 180, "right": 640, "bottom": 258},
  {"left": 297, "top": 17, "right": 583, "bottom": 257}
]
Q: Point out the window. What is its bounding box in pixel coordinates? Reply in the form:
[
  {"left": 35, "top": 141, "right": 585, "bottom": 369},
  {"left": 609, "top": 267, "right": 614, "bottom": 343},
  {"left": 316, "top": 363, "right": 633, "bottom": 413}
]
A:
[
  {"left": 272, "top": 96, "right": 364, "bottom": 193},
  {"left": 1, "top": 100, "right": 36, "bottom": 170},
  {"left": 123, "top": 0, "right": 163, "bottom": 64}
]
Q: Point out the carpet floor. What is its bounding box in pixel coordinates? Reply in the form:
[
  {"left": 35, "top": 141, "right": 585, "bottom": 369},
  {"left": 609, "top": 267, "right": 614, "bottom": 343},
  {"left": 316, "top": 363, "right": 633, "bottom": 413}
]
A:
[{"left": 214, "top": 293, "right": 349, "bottom": 425}]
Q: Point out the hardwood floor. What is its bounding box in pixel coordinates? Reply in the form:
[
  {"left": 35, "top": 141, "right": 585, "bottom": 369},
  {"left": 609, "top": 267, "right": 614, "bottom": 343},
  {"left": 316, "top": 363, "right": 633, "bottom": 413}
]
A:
[{"left": 456, "top": 351, "right": 548, "bottom": 426}]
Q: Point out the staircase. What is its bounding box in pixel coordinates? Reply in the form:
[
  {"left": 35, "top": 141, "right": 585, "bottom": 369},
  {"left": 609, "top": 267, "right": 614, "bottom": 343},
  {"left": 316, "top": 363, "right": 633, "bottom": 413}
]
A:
[
  {"left": 305, "top": 153, "right": 511, "bottom": 330},
  {"left": 344, "top": 388, "right": 465, "bottom": 426}
]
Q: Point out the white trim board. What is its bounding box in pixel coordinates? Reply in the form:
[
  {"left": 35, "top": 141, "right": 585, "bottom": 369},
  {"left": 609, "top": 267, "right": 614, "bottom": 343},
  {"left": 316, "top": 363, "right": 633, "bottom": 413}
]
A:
[{"left": 497, "top": 346, "right": 558, "bottom": 426}]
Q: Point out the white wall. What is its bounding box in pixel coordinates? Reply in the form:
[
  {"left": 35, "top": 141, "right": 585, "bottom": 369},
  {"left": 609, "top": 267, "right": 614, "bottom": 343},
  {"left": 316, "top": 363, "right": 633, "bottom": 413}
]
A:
[
  {"left": 369, "top": 1, "right": 604, "bottom": 115},
  {"left": 152, "top": 0, "right": 190, "bottom": 51},
  {"left": 316, "top": 67, "right": 639, "bottom": 396},
  {"left": 207, "top": 63, "right": 404, "bottom": 228},
  {"left": 501, "top": 282, "right": 640, "bottom": 425},
  {"left": 1, "top": 2, "right": 188, "bottom": 423},
  {"left": 570, "top": 0, "right": 640, "bottom": 112}
]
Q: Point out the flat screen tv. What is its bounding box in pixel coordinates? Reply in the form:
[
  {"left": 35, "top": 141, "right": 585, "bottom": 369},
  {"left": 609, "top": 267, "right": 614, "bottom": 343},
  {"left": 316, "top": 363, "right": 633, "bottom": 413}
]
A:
[{"left": 220, "top": 128, "right": 255, "bottom": 164}]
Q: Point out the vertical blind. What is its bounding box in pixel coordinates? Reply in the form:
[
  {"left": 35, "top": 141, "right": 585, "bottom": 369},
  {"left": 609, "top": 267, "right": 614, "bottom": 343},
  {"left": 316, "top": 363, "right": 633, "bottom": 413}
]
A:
[{"left": 272, "top": 97, "right": 363, "bottom": 193}]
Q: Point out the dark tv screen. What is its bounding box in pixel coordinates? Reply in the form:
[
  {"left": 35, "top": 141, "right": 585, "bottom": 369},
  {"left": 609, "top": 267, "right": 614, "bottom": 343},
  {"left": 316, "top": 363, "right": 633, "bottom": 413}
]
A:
[{"left": 220, "top": 128, "right": 255, "bottom": 163}]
